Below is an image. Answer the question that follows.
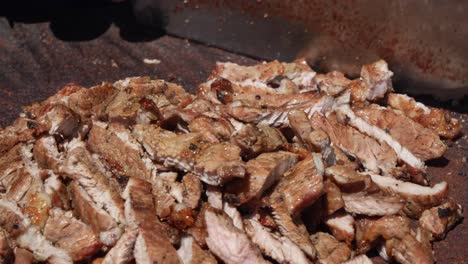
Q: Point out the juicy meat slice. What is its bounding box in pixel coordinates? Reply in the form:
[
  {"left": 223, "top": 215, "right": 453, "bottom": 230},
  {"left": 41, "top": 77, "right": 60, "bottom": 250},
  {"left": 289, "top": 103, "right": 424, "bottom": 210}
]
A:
[
  {"left": 323, "top": 180, "right": 344, "bottom": 216},
  {"left": 336, "top": 104, "right": 426, "bottom": 171},
  {"left": 193, "top": 142, "right": 245, "bottom": 185},
  {"left": 0, "top": 118, "right": 36, "bottom": 156},
  {"left": 35, "top": 104, "right": 80, "bottom": 138},
  {"left": 343, "top": 255, "right": 373, "bottom": 264},
  {"left": 87, "top": 122, "right": 154, "bottom": 181},
  {"left": 325, "top": 165, "right": 369, "bottom": 193},
  {"left": 33, "top": 136, "right": 62, "bottom": 171},
  {"left": 288, "top": 110, "right": 315, "bottom": 150},
  {"left": 152, "top": 172, "right": 178, "bottom": 218},
  {"left": 224, "top": 93, "right": 334, "bottom": 127},
  {"left": 186, "top": 203, "right": 210, "bottom": 248},
  {"left": 188, "top": 115, "right": 234, "bottom": 143},
  {"left": 66, "top": 82, "right": 117, "bottom": 120},
  {"left": 123, "top": 177, "right": 181, "bottom": 264},
  {"left": 43, "top": 208, "right": 102, "bottom": 261},
  {"left": 368, "top": 174, "right": 448, "bottom": 218},
  {"left": 386, "top": 233, "right": 434, "bottom": 264},
  {"left": 0, "top": 200, "right": 29, "bottom": 237},
  {"left": 244, "top": 217, "right": 310, "bottom": 264},
  {"left": 316, "top": 71, "right": 352, "bottom": 96},
  {"left": 17, "top": 227, "right": 72, "bottom": 263},
  {"left": 310, "top": 112, "right": 397, "bottom": 175},
  {"left": 62, "top": 141, "right": 125, "bottom": 224},
  {"left": 355, "top": 215, "right": 410, "bottom": 253},
  {"left": 354, "top": 104, "right": 447, "bottom": 161},
  {"left": 204, "top": 208, "right": 269, "bottom": 264},
  {"left": 310, "top": 232, "right": 351, "bottom": 264},
  {"left": 387, "top": 93, "right": 461, "bottom": 139},
  {"left": 419, "top": 199, "right": 463, "bottom": 240},
  {"left": 270, "top": 202, "right": 316, "bottom": 258},
  {"left": 325, "top": 212, "right": 355, "bottom": 245},
  {"left": 271, "top": 154, "right": 324, "bottom": 216},
  {"left": 182, "top": 173, "right": 203, "bottom": 209},
  {"left": 225, "top": 151, "right": 299, "bottom": 205},
  {"left": 231, "top": 124, "right": 286, "bottom": 159},
  {"left": 342, "top": 192, "right": 405, "bottom": 216},
  {"left": 133, "top": 123, "right": 202, "bottom": 171},
  {"left": 177, "top": 236, "right": 217, "bottom": 264},
  {"left": 14, "top": 248, "right": 33, "bottom": 264},
  {"left": 102, "top": 228, "right": 138, "bottom": 264},
  {"left": 349, "top": 60, "right": 393, "bottom": 103},
  {"left": 44, "top": 173, "right": 70, "bottom": 210},
  {"left": 69, "top": 181, "right": 121, "bottom": 246}
]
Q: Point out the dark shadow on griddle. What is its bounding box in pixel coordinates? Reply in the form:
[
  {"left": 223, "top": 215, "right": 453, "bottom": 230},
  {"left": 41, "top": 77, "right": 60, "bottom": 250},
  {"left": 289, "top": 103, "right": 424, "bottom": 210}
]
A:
[
  {"left": 0, "top": 0, "right": 166, "bottom": 42},
  {"left": 426, "top": 156, "right": 450, "bottom": 168}
]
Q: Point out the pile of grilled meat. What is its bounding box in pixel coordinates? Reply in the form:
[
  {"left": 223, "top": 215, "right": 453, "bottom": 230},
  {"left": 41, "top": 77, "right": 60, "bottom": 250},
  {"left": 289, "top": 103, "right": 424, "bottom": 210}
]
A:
[{"left": 0, "top": 59, "right": 463, "bottom": 264}]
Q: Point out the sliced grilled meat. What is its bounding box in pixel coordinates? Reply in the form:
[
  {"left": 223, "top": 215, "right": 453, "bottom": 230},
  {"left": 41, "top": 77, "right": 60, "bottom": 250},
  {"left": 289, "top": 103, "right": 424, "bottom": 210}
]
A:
[
  {"left": 44, "top": 173, "right": 70, "bottom": 210},
  {"left": 0, "top": 228, "right": 10, "bottom": 262},
  {"left": 225, "top": 151, "right": 299, "bottom": 205},
  {"left": 43, "top": 208, "right": 102, "bottom": 261},
  {"left": 66, "top": 83, "right": 117, "bottom": 120},
  {"left": 342, "top": 192, "right": 405, "bottom": 216},
  {"left": 204, "top": 208, "right": 268, "bottom": 264},
  {"left": 310, "top": 112, "right": 397, "bottom": 174},
  {"left": 182, "top": 173, "right": 203, "bottom": 209},
  {"left": 244, "top": 217, "right": 310, "bottom": 264},
  {"left": 316, "top": 71, "right": 352, "bottom": 96},
  {"left": 102, "top": 228, "right": 138, "bottom": 264},
  {"left": 419, "top": 199, "right": 463, "bottom": 240},
  {"left": 325, "top": 212, "right": 355, "bottom": 245},
  {"left": 343, "top": 254, "right": 373, "bottom": 264},
  {"left": 33, "top": 136, "right": 62, "bottom": 171},
  {"left": 188, "top": 115, "right": 234, "bottom": 143},
  {"left": 231, "top": 124, "right": 286, "bottom": 159},
  {"left": 310, "top": 232, "right": 352, "bottom": 264},
  {"left": 387, "top": 93, "right": 461, "bottom": 139},
  {"left": 123, "top": 177, "right": 181, "bottom": 264},
  {"left": 323, "top": 180, "right": 344, "bottom": 216},
  {"left": 386, "top": 233, "right": 434, "bottom": 264},
  {"left": 348, "top": 60, "right": 393, "bottom": 103},
  {"left": 325, "top": 165, "right": 369, "bottom": 193},
  {"left": 13, "top": 248, "right": 33, "bottom": 264},
  {"left": 177, "top": 236, "right": 217, "bottom": 264}
]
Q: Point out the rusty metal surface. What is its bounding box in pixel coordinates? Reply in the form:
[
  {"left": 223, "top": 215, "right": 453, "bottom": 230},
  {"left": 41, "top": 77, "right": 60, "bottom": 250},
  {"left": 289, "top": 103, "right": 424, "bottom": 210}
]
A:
[
  {"left": 0, "top": 12, "right": 466, "bottom": 263},
  {"left": 153, "top": 0, "right": 468, "bottom": 98}
]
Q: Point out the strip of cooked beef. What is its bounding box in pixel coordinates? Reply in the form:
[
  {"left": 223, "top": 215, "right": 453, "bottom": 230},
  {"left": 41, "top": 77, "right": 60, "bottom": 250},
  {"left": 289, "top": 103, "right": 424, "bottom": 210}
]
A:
[
  {"left": 342, "top": 192, "right": 405, "bottom": 216},
  {"left": 17, "top": 226, "right": 73, "bottom": 263},
  {"left": 336, "top": 104, "right": 426, "bottom": 171},
  {"left": 33, "top": 136, "right": 63, "bottom": 171},
  {"left": 316, "top": 71, "right": 352, "bottom": 96},
  {"left": 310, "top": 112, "right": 398, "bottom": 174},
  {"left": 0, "top": 228, "right": 11, "bottom": 261},
  {"left": 87, "top": 121, "right": 155, "bottom": 182},
  {"left": 206, "top": 186, "right": 245, "bottom": 230},
  {"left": 244, "top": 216, "right": 310, "bottom": 264},
  {"left": 385, "top": 233, "right": 434, "bottom": 264},
  {"left": 368, "top": 173, "right": 448, "bottom": 218},
  {"left": 323, "top": 180, "right": 344, "bottom": 216},
  {"left": 387, "top": 93, "right": 461, "bottom": 139},
  {"left": 231, "top": 124, "right": 286, "bottom": 159},
  {"left": 102, "top": 228, "right": 138, "bottom": 264},
  {"left": 343, "top": 254, "right": 373, "bottom": 264},
  {"left": 44, "top": 173, "right": 70, "bottom": 210},
  {"left": 0, "top": 118, "right": 36, "bottom": 156},
  {"left": 182, "top": 173, "right": 203, "bottom": 210},
  {"left": 35, "top": 104, "right": 80, "bottom": 138},
  {"left": 271, "top": 154, "right": 324, "bottom": 217},
  {"left": 177, "top": 236, "right": 218, "bottom": 264},
  {"left": 123, "top": 177, "right": 181, "bottom": 264},
  {"left": 62, "top": 140, "right": 125, "bottom": 224},
  {"left": 0, "top": 200, "right": 30, "bottom": 238},
  {"left": 225, "top": 151, "right": 299, "bottom": 205},
  {"left": 353, "top": 104, "right": 447, "bottom": 161},
  {"left": 68, "top": 181, "right": 122, "bottom": 246},
  {"left": 204, "top": 208, "right": 269, "bottom": 264},
  {"left": 188, "top": 115, "right": 234, "bottom": 143},
  {"left": 325, "top": 212, "right": 355, "bottom": 245},
  {"left": 187, "top": 203, "right": 210, "bottom": 248},
  {"left": 348, "top": 60, "right": 393, "bottom": 104},
  {"left": 325, "top": 165, "right": 370, "bottom": 193},
  {"left": 223, "top": 92, "right": 335, "bottom": 127},
  {"left": 66, "top": 83, "right": 118, "bottom": 120},
  {"left": 13, "top": 248, "right": 33, "bottom": 264},
  {"left": 0, "top": 144, "right": 24, "bottom": 186},
  {"left": 355, "top": 215, "right": 410, "bottom": 254},
  {"left": 43, "top": 208, "right": 102, "bottom": 261},
  {"left": 193, "top": 142, "right": 245, "bottom": 185},
  {"left": 207, "top": 59, "right": 317, "bottom": 94},
  {"left": 152, "top": 172, "right": 179, "bottom": 219},
  {"left": 419, "top": 199, "right": 463, "bottom": 240},
  {"left": 310, "top": 232, "right": 352, "bottom": 264},
  {"left": 269, "top": 201, "right": 316, "bottom": 258}
]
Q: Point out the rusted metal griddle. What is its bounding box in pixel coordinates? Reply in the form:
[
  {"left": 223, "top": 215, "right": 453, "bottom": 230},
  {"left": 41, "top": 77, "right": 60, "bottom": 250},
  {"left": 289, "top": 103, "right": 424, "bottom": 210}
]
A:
[{"left": 0, "top": 3, "right": 466, "bottom": 263}]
